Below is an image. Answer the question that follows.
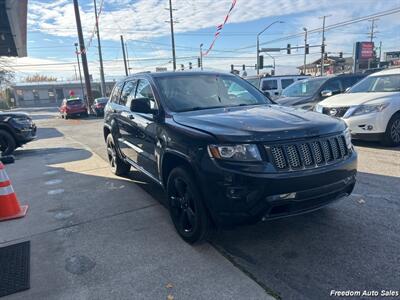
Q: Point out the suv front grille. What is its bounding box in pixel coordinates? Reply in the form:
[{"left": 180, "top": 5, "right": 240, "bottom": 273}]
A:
[
  {"left": 266, "top": 134, "right": 349, "bottom": 171},
  {"left": 322, "top": 107, "right": 349, "bottom": 118}
]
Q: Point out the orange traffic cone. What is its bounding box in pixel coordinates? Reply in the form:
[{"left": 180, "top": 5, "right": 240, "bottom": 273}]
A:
[{"left": 0, "top": 162, "right": 28, "bottom": 222}]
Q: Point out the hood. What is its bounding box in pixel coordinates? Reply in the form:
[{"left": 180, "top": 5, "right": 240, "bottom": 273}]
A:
[
  {"left": 276, "top": 96, "right": 314, "bottom": 107},
  {"left": 173, "top": 105, "right": 345, "bottom": 143},
  {"left": 319, "top": 92, "right": 398, "bottom": 107},
  {"left": 0, "top": 111, "right": 31, "bottom": 118}
]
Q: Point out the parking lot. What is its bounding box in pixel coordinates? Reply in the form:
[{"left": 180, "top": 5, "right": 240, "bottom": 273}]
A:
[{"left": 1, "top": 107, "right": 399, "bottom": 300}]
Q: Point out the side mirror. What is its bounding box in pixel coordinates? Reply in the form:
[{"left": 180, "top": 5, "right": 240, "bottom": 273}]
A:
[
  {"left": 345, "top": 87, "right": 351, "bottom": 93},
  {"left": 321, "top": 90, "right": 333, "bottom": 98},
  {"left": 130, "top": 97, "right": 156, "bottom": 114}
]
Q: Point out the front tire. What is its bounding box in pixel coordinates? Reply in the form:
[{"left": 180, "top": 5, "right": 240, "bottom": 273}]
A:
[
  {"left": 167, "top": 167, "right": 211, "bottom": 244},
  {"left": 382, "top": 113, "right": 400, "bottom": 147},
  {"left": 106, "top": 134, "right": 131, "bottom": 176},
  {"left": 0, "top": 129, "right": 16, "bottom": 156}
]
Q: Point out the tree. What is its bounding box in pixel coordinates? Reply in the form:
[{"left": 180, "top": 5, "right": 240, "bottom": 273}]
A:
[{"left": 23, "top": 73, "right": 57, "bottom": 82}]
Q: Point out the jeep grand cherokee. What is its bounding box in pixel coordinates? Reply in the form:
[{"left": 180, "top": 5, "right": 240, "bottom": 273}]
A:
[{"left": 103, "top": 71, "right": 357, "bottom": 244}]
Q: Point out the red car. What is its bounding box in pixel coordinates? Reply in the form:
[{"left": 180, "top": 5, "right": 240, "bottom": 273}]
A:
[{"left": 59, "top": 98, "right": 88, "bottom": 119}]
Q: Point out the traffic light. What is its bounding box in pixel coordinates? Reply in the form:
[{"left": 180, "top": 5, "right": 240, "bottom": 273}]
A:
[
  {"left": 197, "top": 58, "right": 201, "bottom": 67},
  {"left": 258, "top": 55, "right": 264, "bottom": 69},
  {"left": 305, "top": 44, "right": 309, "bottom": 55},
  {"left": 324, "top": 53, "right": 328, "bottom": 60},
  {"left": 189, "top": 62, "right": 192, "bottom": 69},
  {"left": 180, "top": 64, "right": 184, "bottom": 71},
  {"left": 321, "top": 44, "right": 325, "bottom": 53},
  {"left": 287, "top": 44, "right": 291, "bottom": 54},
  {"left": 231, "top": 64, "right": 234, "bottom": 72},
  {"left": 339, "top": 52, "right": 343, "bottom": 58},
  {"left": 242, "top": 64, "right": 246, "bottom": 71}
]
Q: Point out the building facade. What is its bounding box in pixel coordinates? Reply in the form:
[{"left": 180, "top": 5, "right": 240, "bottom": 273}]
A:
[
  {"left": 12, "top": 80, "right": 116, "bottom": 107},
  {"left": 298, "top": 56, "right": 354, "bottom": 76}
]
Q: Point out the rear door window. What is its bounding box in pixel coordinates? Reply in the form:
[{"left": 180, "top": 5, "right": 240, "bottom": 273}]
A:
[
  {"left": 281, "top": 79, "right": 294, "bottom": 89},
  {"left": 110, "top": 82, "right": 124, "bottom": 103},
  {"left": 322, "top": 79, "right": 342, "bottom": 93},
  {"left": 261, "top": 79, "right": 278, "bottom": 91},
  {"left": 120, "top": 80, "right": 137, "bottom": 107},
  {"left": 341, "top": 76, "right": 362, "bottom": 91}
]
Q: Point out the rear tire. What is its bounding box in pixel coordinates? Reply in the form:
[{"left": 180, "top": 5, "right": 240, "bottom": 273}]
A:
[
  {"left": 382, "top": 113, "right": 400, "bottom": 147},
  {"left": 167, "top": 167, "right": 211, "bottom": 244},
  {"left": 106, "top": 134, "right": 131, "bottom": 176},
  {"left": 0, "top": 129, "right": 16, "bottom": 156}
]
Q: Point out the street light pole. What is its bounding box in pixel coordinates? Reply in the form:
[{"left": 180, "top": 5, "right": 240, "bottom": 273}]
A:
[
  {"left": 200, "top": 43, "right": 203, "bottom": 70},
  {"left": 319, "top": 15, "right": 330, "bottom": 76},
  {"left": 93, "top": 0, "right": 106, "bottom": 97},
  {"left": 303, "top": 27, "right": 308, "bottom": 75},
  {"left": 256, "top": 20, "right": 284, "bottom": 75},
  {"left": 168, "top": 0, "right": 177, "bottom": 71},
  {"left": 74, "top": 43, "right": 85, "bottom": 100}
]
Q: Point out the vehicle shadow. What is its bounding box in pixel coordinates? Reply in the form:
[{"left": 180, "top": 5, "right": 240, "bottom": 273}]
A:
[
  {"left": 208, "top": 170, "right": 400, "bottom": 300},
  {"left": 36, "top": 127, "right": 64, "bottom": 140}
]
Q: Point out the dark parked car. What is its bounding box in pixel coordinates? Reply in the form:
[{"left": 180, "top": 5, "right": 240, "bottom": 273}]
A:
[
  {"left": 103, "top": 71, "right": 357, "bottom": 244},
  {"left": 0, "top": 111, "right": 36, "bottom": 155},
  {"left": 277, "top": 74, "right": 366, "bottom": 110},
  {"left": 59, "top": 98, "right": 88, "bottom": 119},
  {"left": 91, "top": 97, "right": 108, "bottom": 116}
]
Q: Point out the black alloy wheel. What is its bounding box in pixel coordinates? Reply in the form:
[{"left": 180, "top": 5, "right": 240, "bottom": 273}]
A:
[
  {"left": 167, "top": 167, "right": 211, "bottom": 244},
  {"left": 0, "top": 129, "right": 16, "bottom": 156},
  {"left": 383, "top": 113, "right": 400, "bottom": 146},
  {"left": 106, "top": 134, "right": 130, "bottom": 176}
]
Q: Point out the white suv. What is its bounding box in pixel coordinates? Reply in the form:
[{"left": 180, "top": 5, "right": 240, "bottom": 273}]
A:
[{"left": 315, "top": 68, "right": 400, "bottom": 146}]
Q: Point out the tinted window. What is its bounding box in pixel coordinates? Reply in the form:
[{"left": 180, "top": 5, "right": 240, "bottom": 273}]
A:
[
  {"left": 135, "top": 79, "right": 157, "bottom": 110},
  {"left": 67, "top": 99, "right": 83, "bottom": 105},
  {"left": 246, "top": 78, "right": 260, "bottom": 88},
  {"left": 281, "top": 79, "right": 294, "bottom": 89},
  {"left": 261, "top": 79, "right": 278, "bottom": 90},
  {"left": 110, "top": 82, "right": 124, "bottom": 103},
  {"left": 120, "top": 80, "right": 137, "bottom": 107},
  {"left": 349, "top": 74, "right": 400, "bottom": 93},
  {"left": 156, "top": 74, "right": 270, "bottom": 112},
  {"left": 282, "top": 78, "right": 328, "bottom": 97},
  {"left": 322, "top": 79, "right": 341, "bottom": 92}
]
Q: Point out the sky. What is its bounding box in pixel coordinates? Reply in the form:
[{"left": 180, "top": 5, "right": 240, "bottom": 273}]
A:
[{"left": 6, "top": 0, "right": 400, "bottom": 81}]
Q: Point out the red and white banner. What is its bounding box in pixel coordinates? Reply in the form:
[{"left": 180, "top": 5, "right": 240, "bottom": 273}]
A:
[{"left": 202, "top": 0, "right": 237, "bottom": 56}]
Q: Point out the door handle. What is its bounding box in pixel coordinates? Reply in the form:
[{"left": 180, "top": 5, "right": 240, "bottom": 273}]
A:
[
  {"left": 274, "top": 92, "right": 279, "bottom": 95},
  {"left": 121, "top": 111, "right": 134, "bottom": 119}
]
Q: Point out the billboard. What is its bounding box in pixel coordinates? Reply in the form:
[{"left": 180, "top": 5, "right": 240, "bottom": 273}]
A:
[{"left": 357, "top": 42, "right": 375, "bottom": 60}]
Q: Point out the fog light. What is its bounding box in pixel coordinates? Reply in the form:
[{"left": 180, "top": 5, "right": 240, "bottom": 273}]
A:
[
  {"left": 367, "top": 125, "right": 373, "bottom": 131},
  {"left": 268, "top": 192, "right": 297, "bottom": 201},
  {"left": 226, "top": 187, "right": 246, "bottom": 200}
]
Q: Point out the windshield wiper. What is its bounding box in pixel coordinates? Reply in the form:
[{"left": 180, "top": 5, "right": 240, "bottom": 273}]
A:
[{"left": 179, "top": 105, "right": 226, "bottom": 112}]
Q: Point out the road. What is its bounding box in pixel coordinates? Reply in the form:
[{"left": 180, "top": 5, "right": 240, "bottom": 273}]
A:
[{"left": 8, "top": 108, "right": 400, "bottom": 299}]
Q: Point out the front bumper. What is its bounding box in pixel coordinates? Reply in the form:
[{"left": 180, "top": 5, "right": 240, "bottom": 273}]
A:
[
  {"left": 344, "top": 112, "right": 388, "bottom": 136},
  {"left": 14, "top": 123, "right": 37, "bottom": 145},
  {"left": 198, "top": 151, "right": 357, "bottom": 227}
]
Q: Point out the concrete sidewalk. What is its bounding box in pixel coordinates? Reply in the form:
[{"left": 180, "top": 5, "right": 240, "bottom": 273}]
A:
[{"left": 0, "top": 125, "right": 273, "bottom": 300}]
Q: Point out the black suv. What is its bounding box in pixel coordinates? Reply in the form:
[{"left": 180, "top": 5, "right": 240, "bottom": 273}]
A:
[
  {"left": 277, "top": 74, "right": 366, "bottom": 110},
  {"left": 103, "top": 72, "right": 357, "bottom": 243},
  {"left": 0, "top": 111, "right": 36, "bottom": 155}
]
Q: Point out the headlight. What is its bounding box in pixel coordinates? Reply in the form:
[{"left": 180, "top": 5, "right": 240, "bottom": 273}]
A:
[
  {"left": 349, "top": 103, "right": 388, "bottom": 117},
  {"left": 344, "top": 127, "right": 352, "bottom": 150},
  {"left": 314, "top": 104, "right": 323, "bottom": 113},
  {"left": 208, "top": 144, "right": 262, "bottom": 161}
]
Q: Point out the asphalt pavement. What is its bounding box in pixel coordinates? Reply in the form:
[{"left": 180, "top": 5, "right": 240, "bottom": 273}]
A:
[{"left": 2, "top": 107, "right": 400, "bottom": 300}]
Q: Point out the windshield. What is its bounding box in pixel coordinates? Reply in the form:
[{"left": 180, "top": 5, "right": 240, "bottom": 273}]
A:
[
  {"left": 282, "top": 78, "right": 327, "bottom": 97},
  {"left": 245, "top": 78, "right": 260, "bottom": 88},
  {"left": 349, "top": 74, "right": 400, "bottom": 93},
  {"left": 156, "top": 74, "right": 270, "bottom": 112}
]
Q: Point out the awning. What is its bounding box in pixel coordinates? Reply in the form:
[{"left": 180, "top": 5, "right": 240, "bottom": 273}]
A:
[{"left": 0, "top": 0, "right": 28, "bottom": 57}]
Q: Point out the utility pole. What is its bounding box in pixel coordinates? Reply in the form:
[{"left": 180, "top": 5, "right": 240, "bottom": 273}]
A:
[
  {"left": 120, "top": 35, "right": 128, "bottom": 76},
  {"left": 303, "top": 27, "right": 307, "bottom": 75},
  {"left": 73, "top": 0, "right": 93, "bottom": 109},
  {"left": 378, "top": 41, "right": 382, "bottom": 68},
  {"left": 368, "top": 18, "right": 379, "bottom": 42},
  {"left": 74, "top": 43, "right": 85, "bottom": 100},
  {"left": 93, "top": 0, "right": 106, "bottom": 97},
  {"left": 73, "top": 65, "right": 78, "bottom": 80},
  {"left": 167, "top": 0, "right": 177, "bottom": 71},
  {"left": 319, "top": 15, "right": 330, "bottom": 76},
  {"left": 200, "top": 43, "right": 203, "bottom": 70}
]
